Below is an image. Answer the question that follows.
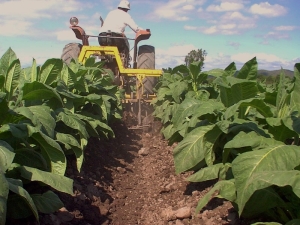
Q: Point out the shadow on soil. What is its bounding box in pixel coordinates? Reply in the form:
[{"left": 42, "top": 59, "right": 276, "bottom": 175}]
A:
[{"left": 58, "top": 121, "right": 143, "bottom": 225}]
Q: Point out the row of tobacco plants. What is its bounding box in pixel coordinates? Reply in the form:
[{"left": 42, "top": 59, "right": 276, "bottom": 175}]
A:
[
  {"left": 152, "top": 58, "right": 300, "bottom": 225},
  {"left": 0, "top": 48, "right": 122, "bottom": 224}
]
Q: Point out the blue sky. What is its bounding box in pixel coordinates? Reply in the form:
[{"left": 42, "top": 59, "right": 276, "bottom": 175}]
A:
[{"left": 0, "top": 0, "right": 299, "bottom": 71}]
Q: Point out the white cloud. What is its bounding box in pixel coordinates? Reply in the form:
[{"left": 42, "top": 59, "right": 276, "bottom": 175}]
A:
[
  {"left": 155, "top": 44, "right": 197, "bottom": 68},
  {"left": 249, "top": 2, "right": 287, "bottom": 17},
  {"left": 0, "top": 0, "right": 85, "bottom": 19},
  {"left": 0, "top": 0, "right": 91, "bottom": 37},
  {"left": 206, "top": 2, "right": 244, "bottom": 12},
  {"left": 274, "top": 26, "right": 296, "bottom": 31},
  {"left": 262, "top": 31, "right": 290, "bottom": 40},
  {"left": 183, "top": 4, "right": 195, "bottom": 11},
  {"left": 152, "top": 0, "right": 206, "bottom": 21},
  {"left": 184, "top": 25, "right": 198, "bottom": 31},
  {"left": 200, "top": 11, "right": 256, "bottom": 35},
  {"left": 203, "top": 26, "right": 218, "bottom": 34},
  {"left": 1, "top": 20, "right": 33, "bottom": 36},
  {"left": 55, "top": 30, "right": 78, "bottom": 42}
]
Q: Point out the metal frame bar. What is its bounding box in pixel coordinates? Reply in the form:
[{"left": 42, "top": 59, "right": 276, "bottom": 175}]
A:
[{"left": 78, "top": 45, "right": 162, "bottom": 77}]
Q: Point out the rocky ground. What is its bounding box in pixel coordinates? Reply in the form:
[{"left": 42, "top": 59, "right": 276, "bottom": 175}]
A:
[{"left": 8, "top": 119, "right": 263, "bottom": 225}]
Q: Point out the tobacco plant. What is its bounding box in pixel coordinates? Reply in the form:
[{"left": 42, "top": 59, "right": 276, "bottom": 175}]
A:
[{"left": 152, "top": 57, "right": 300, "bottom": 224}]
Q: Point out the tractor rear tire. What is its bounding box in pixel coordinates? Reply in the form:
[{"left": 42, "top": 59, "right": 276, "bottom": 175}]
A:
[
  {"left": 61, "top": 43, "right": 82, "bottom": 65},
  {"left": 137, "top": 45, "right": 157, "bottom": 95}
]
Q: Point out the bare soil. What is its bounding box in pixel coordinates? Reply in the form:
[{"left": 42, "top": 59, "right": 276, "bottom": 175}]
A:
[{"left": 8, "top": 118, "right": 263, "bottom": 225}]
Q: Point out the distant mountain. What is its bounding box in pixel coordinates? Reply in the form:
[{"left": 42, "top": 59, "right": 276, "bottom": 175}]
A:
[{"left": 258, "top": 69, "right": 294, "bottom": 78}]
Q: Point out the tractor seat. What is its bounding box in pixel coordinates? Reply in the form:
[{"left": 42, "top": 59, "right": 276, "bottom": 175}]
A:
[{"left": 98, "top": 32, "right": 129, "bottom": 53}]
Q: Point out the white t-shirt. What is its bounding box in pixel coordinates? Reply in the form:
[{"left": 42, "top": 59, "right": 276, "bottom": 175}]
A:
[{"left": 100, "top": 9, "right": 142, "bottom": 34}]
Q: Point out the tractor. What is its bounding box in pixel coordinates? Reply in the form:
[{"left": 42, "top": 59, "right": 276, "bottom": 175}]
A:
[{"left": 61, "top": 17, "right": 162, "bottom": 129}]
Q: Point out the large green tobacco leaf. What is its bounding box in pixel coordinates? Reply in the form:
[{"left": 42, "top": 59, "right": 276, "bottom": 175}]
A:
[
  {"left": 56, "top": 132, "right": 83, "bottom": 171},
  {"left": 172, "top": 98, "right": 224, "bottom": 128},
  {"left": 56, "top": 108, "right": 89, "bottom": 140},
  {"left": 0, "top": 141, "right": 15, "bottom": 172},
  {"left": 232, "top": 145, "right": 300, "bottom": 216},
  {"left": 14, "top": 106, "right": 56, "bottom": 138},
  {"left": 7, "top": 178, "right": 38, "bottom": 220},
  {"left": 266, "top": 117, "right": 297, "bottom": 142},
  {"left": 31, "top": 191, "right": 63, "bottom": 214},
  {"left": 291, "top": 63, "right": 300, "bottom": 113},
  {"left": 19, "top": 166, "right": 73, "bottom": 194},
  {"left": 168, "top": 80, "right": 188, "bottom": 103},
  {"left": 224, "top": 131, "right": 283, "bottom": 151},
  {"left": 196, "top": 180, "right": 236, "bottom": 213},
  {"left": 28, "top": 126, "right": 66, "bottom": 176},
  {"left": 22, "top": 81, "right": 63, "bottom": 106},
  {"left": 0, "top": 48, "right": 17, "bottom": 78},
  {"left": 217, "top": 77, "right": 258, "bottom": 107},
  {"left": 187, "top": 163, "right": 231, "bottom": 182},
  {"left": 39, "top": 58, "right": 63, "bottom": 85},
  {"left": 31, "top": 58, "right": 38, "bottom": 82},
  {"left": 244, "top": 171, "right": 300, "bottom": 213},
  {"left": 174, "top": 124, "right": 224, "bottom": 173},
  {"left": 224, "top": 98, "right": 273, "bottom": 119},
  {"left": 4, "top": 59, "right": 21, "bottom": 101},
  {"left": 14, "top": 149, "right": 47, "bottom": 170},
  {"left": 223, "top": 62, "right": 237, "bottom": 77},
  {"left": 0, "top": 173, "right": 9, "bottom": 225},
  {"left": 189, "top": 61, "right": 202, "bottom": 81},
  {"left": 236, "top": 57, "right": 257, "bottom": 80}
]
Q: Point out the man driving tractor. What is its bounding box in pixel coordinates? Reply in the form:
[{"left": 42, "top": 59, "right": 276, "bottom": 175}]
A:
[{"left": 99, "top": 0, "right": 143, "bottom": 50}]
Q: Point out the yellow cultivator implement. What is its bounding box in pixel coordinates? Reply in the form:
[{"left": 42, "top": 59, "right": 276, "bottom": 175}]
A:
[{"left": 61, "top": 17, "right": 162, "bottom": 129}]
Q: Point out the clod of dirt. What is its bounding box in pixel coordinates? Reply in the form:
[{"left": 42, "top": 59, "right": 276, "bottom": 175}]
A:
[{"left": 175, "top": 207, "right": 192, "bottom": 219}]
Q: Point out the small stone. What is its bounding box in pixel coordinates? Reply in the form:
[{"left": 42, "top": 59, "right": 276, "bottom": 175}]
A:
[
  {"left": 56, "top": 207, "right": 74, "bottom": 222},
  {"left": 116, "top": 192, "right": 127, "bottom": 199},
  {"left": 161, "top": 207, "right": 176, "bottom": 221},
  {"left": 99, "top": 205, "right": 109, "bottom": 216},
  {"left": 175, "top": 207, "right": 191, "bottom": 219},
  {"left": 138, "top": 147, "right": 149, "bottom": 156},
  {"left": 116, "top": 167, "right": 126, "bottom": 174}
]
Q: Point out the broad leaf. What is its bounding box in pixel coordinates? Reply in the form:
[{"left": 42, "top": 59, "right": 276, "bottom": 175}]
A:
[
  {"left": 14, "top": 105, "right": 56, "bottom": 138},
  {"left": 232, "top": 145, "right": 300, "bottom": 215},
  {"left": 196, "top": 180, "right": 236, "bottom": 213},
  {"left": 19, "top": 166, "right": 73, "bottom": 194},
  {"left": 56, "top": 132, "right": 83, "bottom": 171},
  {"left": 0, "top": 141, "right": 15, "bottom": 172},
  {"left": 0, "top": 48, "right": 17, "bottom": 77},
  {"left": 4, "top": 59, "right": 21, "bottom": 100},
  {"left": 28, "top": 126, "right": 66, "bottom": 176},
  {"left": 14, "top": 148, "right": 47, "bottom": 170},
  {"left": 224, "top": 98, "right": 273, "bottom": 119},
  {"left": 236, "top": 57, "right": 257, "bottom": 80},
  {"left": 291, "top": 63, "right": 300, "bottom": 113},
  {"left": 187, "top": 163, "right": 231, "bottom": 182},
  {"left": 31, "top": 191, "right": 63, "bottom": 214},
  {"left": 7, "top": 178, "right": 38, "bottom": 220},
  {"left": 224, "top": 131, "right": 282, "bottom": 150},
  {"left": 39, "top": 58, "right": 63, "bottom": 85},
  {"left": 174, "top": 124, "right": 223, "bottom": 173},
  {"left": 22, "top": 81, "right": 63, "bottom": 106}
]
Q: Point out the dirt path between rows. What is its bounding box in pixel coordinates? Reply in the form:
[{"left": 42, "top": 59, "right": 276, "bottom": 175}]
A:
[{"left": 11, "top": 121, "right": 261, "bottom": 225}]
